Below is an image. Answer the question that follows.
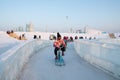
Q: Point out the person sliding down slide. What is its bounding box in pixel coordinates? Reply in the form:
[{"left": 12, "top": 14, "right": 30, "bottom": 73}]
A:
[
  {"left": 53, "top": 32, "right": 66, "bottom": 60},
  {"left": 53, "top": 32, "right": 66, "bottom": 66}
]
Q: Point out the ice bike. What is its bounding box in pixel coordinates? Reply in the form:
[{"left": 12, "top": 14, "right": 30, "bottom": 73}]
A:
[{"left": 55, "top": 47, "right": 65, "bottom": 66}]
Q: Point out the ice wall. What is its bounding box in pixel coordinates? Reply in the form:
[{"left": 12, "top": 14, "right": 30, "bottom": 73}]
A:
[
  {"left": 0, "top": 40, "right": 51, "bottom": 80},
  {"left": 74, "top": 40, "right": 120, "bottom": 79}
]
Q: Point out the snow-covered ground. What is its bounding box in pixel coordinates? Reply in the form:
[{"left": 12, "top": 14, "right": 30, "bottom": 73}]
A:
[
  {"left": 19, "top": 43, "right": 118, "bottom": 80},
  {"left": 74, "top": 39, "right": 120, "bottom": 79},
  {"left": 0, "top": 31, "right": 109, "bottom": 55},
  {"left": 0, "top": 31, "right": 120, "bottom": 80},
  {"left": 0, "top": 32, "right": 51, "bottom": 80},
  {"left": 0, "top": 31, "right": 25, "bottom": 54}
]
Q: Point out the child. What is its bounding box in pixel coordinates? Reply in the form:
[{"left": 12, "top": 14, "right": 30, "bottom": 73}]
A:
[{"left": 53, "top": 32, "right": 66, "bottom": 59}]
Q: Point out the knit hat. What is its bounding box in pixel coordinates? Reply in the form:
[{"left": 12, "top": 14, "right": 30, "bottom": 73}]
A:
[{"left": 57, "top": 32, "right": 61, "bottom": 38}]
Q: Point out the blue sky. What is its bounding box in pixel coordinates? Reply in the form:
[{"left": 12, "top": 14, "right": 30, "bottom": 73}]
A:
[{"left": 0, "top": 0, "right": 120, "bottom": 32}]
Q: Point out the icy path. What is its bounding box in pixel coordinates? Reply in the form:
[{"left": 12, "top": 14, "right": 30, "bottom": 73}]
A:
[{"left": 19, "top": 43, "right": 118, "bottom": 80}]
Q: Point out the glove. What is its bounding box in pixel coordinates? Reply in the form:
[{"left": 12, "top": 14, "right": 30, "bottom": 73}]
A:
[{"left": 60, "top": 44, "right": 63, "bottom": 47}]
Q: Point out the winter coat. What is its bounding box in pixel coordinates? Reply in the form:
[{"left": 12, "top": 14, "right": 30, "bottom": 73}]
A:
[{"left": 53, "top": 39, "right": 66, "bottom": 48}]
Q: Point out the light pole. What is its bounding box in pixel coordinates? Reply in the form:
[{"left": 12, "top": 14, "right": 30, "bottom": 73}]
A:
[{"left": 66, "top": 16, "right": 68, "bottom": 32}]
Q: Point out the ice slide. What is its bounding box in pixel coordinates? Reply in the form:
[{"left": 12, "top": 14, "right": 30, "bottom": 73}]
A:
[{"left": 19, "top": 43, "right": 118, "bottom": 80}]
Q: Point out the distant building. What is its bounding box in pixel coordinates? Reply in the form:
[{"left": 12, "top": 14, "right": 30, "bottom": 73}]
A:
[
  {"left": 14, "top": 26, "right": 23, "bottom": 32},
  {"left": 84, "top": 26, "right": 87, "bottom": 33},
  {"left": 26, "top": 22, "right": 34, "bottom": 32},
  {"left": 18, "top": 26, "right": 23, "bottom": 32},
  {"left": 86, "top": 29, "right": 103, "bottom": 34},
  {"left": 75, "top": 27, "right": 87, "bottom": 33},
  {"left": 76, "top": 29, "right": 82, "bottom": 33}
]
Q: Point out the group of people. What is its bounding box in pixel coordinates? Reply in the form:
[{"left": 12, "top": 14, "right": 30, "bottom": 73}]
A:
[
  {"left": 53, "top": 32, "right": 67, "bottom": 60},
  {"left": 6, "top": 30, "right": 26, "bottom": 40}
]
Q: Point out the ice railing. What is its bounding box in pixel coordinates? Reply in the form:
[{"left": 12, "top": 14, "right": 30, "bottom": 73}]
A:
[
  {"left": 74, "top": 39, "right": 120, "bottom": 79},
  {"left": 0, "top": 39, "right": 51, "bottom": 80}
]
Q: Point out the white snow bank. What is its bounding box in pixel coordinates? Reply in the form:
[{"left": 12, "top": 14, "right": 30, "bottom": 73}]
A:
[
  {"left": 74, "top": 39, "right": 120, "bottom": 79},
  {"left": 0, "top": 31, "right": 25, "bottom": 54},
  {"left": 0, "top": 39, "right": 51, "bottom": 80},
  {"left": 98, "top": 39, "right": 120, "bottom": 45},
  {"left": 15, "top": 31, "right": 110, "bottom": 40}
]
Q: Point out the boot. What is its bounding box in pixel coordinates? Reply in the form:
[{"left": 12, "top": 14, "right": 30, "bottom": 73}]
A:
[
  {"left": 55, "top": 56, "right": 58, "bottom": 60},
  {"left": 62, "top": 52, "right": 64, "bottom": 56}
]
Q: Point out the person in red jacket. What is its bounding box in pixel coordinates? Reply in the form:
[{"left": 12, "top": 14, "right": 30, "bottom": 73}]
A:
[{"left": 53, "top": 32, "right": 66, "bottom": 59}]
